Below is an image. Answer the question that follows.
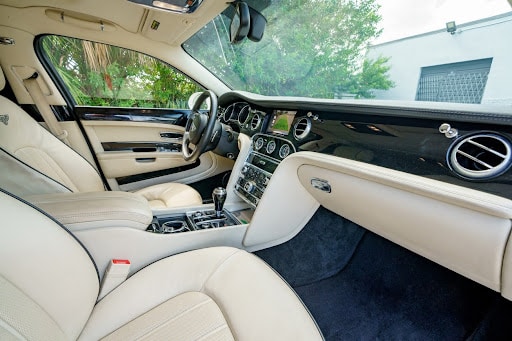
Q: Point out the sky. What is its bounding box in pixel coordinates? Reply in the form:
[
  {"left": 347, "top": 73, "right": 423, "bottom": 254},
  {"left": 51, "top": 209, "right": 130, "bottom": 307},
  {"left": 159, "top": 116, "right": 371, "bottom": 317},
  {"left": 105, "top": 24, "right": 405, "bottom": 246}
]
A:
[{"left": 373, "top": 0, "right": 512, "bottom": 44}]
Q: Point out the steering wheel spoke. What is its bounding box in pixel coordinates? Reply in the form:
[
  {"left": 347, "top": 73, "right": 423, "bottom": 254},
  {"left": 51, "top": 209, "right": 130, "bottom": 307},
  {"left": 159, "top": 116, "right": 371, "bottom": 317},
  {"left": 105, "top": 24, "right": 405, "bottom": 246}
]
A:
[{"left": 182, "top": 90, "right": 218, "bottom": 162}]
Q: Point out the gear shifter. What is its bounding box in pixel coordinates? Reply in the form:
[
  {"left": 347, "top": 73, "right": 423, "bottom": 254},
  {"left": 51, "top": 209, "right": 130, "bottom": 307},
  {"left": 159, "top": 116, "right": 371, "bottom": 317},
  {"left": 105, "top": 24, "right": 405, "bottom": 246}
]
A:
[{"left": 212, "top": 187, "right": 227, "bottom": 218}]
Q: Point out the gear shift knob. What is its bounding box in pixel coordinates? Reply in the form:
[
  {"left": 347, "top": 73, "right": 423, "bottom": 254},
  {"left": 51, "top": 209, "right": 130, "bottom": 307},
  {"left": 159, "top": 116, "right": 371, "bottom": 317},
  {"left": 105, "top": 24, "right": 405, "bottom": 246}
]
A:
[{"left": 212, "top": 187, "right": 227, "bottom": 218}]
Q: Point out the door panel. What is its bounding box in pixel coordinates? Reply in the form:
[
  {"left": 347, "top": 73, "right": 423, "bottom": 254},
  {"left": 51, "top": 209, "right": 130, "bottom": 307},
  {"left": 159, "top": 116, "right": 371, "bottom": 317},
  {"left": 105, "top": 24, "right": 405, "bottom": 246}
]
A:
[
  {"left": 80, "top": 111, "right": 234, "bottom": 190},
  {"left": 82, "top": 119, "right": 190, "bottom": 184},
  {"left": 117, "top": 151, "right": 234, "bottom": 192},
  {"left": 96, "top": 151, "right": 191, "bottom": 178},
  {"left": 38, "top": 35, "right": 234, "bottom": 192}
]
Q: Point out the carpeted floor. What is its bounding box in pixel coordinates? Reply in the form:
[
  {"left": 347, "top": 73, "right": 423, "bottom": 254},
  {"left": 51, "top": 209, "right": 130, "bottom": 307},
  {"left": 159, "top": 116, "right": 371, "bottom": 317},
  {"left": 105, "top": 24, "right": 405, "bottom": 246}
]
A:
[{"left": 256, "top": 207, "right": 512, "bottom": 340}]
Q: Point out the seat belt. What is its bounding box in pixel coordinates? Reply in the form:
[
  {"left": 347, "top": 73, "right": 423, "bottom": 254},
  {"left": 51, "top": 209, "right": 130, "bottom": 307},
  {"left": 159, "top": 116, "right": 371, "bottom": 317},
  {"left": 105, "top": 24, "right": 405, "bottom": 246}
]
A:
[
  {"left": 23, "top": 72, "right": 70, "bottom": 146},
  {"left": 98, "top": 259, "right": 131, "bottom": 300}
]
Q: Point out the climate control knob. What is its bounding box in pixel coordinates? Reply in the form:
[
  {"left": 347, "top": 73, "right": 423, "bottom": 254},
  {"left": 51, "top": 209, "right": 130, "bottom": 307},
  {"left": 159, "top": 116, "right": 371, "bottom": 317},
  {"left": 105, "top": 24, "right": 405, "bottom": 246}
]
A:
[{"left": 243, "top": 181, "right": 256, "bottom": 193}]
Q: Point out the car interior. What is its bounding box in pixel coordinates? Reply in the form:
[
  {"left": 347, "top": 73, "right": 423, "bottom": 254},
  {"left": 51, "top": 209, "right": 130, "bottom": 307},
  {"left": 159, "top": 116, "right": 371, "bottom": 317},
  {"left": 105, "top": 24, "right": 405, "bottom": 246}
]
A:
[{"left": 1, "top": 0, "right": 512, "bottom": 340}]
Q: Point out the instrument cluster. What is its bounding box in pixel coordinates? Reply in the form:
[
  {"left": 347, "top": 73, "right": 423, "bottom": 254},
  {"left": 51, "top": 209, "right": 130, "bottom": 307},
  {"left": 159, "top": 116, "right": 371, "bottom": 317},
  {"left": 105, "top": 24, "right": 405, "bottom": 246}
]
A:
[{"left": 218, "top": 102, "right": 265, "bottom": 134}]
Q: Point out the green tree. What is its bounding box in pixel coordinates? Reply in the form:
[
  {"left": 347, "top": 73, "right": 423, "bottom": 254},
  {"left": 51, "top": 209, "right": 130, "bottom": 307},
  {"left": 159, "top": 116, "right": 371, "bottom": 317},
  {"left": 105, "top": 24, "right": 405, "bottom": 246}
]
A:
[
  {"left": 185, "top": 0, "right": 394, "bottom": 98},
  {"left": 41, "top": 36, "right": 202, "bottom": 108}
]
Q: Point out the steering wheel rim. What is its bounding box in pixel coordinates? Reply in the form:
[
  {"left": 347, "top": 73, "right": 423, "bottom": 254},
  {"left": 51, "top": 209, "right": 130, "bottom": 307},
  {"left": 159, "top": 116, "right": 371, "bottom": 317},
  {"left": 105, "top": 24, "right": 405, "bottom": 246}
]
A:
[{"left": 182, "top": 90, "right": 218, "bottom": 162}]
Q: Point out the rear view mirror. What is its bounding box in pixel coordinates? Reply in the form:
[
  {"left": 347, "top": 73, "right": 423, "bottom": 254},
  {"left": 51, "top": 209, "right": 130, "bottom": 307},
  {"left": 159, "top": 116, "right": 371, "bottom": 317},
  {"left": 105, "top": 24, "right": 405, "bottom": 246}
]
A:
[
  {"left": 230, "top": 2, "right": 250, "bottom": 44},
  {"left": 248, "top": 7, "right": 266, "bottom": 42}
]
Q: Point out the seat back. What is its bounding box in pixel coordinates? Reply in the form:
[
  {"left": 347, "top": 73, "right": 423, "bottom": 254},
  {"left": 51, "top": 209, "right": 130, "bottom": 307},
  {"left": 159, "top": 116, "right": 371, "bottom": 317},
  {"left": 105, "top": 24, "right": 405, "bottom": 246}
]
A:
[
  {"left": 0, "top": 190, "right": 99, "bottom": 340},
  {"left": 0, "top": 66, "right": 104, "bottom": 194}
]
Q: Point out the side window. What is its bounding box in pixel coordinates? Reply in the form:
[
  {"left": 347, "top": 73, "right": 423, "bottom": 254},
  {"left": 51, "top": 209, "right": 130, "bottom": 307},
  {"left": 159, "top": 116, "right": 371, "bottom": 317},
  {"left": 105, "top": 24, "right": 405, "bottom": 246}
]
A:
[{"left": 40, "top": 36, "right": 202, "bottom": 108}]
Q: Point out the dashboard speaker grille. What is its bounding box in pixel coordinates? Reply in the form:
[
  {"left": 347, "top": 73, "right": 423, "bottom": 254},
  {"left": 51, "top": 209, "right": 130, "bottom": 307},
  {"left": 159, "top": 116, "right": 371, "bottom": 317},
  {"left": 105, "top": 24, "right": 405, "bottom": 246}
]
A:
[
  {"left": 448, "top": 133, "right": 512, "bottom": 180},
  {"left": 293, "top": 117, "right": 311, "bottom": 140}
]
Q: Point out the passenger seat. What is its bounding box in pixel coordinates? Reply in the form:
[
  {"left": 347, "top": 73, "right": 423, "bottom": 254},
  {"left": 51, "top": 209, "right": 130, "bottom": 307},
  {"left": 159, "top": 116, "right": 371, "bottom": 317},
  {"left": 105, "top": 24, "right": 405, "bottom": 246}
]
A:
[{"left": 0, "top": 189, "right": 323, "bottom": 340}]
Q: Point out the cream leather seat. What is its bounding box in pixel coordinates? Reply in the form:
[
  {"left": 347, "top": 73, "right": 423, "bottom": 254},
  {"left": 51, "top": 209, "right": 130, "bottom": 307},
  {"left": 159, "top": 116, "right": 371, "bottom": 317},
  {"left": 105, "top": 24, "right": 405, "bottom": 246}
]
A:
[
  {"left": 0, "top": 189, "right": 323, "bottom": 340},
  {"left": 0, "top": 67, "right": 202, "bottom": 209}
]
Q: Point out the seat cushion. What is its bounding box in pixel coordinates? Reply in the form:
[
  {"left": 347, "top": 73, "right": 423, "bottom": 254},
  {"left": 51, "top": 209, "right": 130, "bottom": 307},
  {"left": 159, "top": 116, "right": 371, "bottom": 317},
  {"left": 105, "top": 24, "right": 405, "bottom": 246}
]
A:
[
  {"left": 134, "top": 182, "right": 202, "bottom": 209},
  {"left": 79, "top": 247, "right": 323, "bottom": 341}
]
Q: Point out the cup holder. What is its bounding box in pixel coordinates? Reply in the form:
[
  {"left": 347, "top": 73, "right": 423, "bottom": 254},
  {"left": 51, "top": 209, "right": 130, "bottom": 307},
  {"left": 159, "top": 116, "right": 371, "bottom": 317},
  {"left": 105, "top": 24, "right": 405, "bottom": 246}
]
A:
[
  {"left": 161, "top": 220, "right": 190, "bottom": 233},
  {"left": 149, "top": 210, "right": 242, "bottom": 234}
]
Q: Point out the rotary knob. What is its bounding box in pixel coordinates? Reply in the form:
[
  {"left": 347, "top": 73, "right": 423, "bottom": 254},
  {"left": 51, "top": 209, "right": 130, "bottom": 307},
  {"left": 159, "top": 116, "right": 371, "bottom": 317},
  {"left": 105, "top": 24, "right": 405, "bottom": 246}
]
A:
[{"left": 244, "top": 181, "right": 256, "bottom": 193}]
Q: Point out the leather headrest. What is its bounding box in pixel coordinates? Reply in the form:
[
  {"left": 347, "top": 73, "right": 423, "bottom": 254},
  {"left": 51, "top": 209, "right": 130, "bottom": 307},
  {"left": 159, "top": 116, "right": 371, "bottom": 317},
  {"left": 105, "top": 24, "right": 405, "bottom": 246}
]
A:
[{"left": 0, "top": 66, "right": 5, "bottom": 91}]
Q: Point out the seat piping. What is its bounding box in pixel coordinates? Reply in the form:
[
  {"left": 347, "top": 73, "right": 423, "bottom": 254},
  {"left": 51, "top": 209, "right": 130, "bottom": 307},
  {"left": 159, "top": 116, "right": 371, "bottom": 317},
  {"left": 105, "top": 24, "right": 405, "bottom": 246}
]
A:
[
  {"left": 1, "top": 147, "right": 73, "bottom": 193},
  {"left": 0, "top": 187, "right": 100, "bottom": 285}
]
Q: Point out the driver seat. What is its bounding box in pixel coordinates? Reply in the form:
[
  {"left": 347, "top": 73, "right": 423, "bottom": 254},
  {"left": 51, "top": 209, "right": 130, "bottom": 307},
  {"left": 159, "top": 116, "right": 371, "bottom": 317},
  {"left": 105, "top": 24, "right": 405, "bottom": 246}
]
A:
[{"left": 0, "top": 66, "right": 202, "bottom": 209}]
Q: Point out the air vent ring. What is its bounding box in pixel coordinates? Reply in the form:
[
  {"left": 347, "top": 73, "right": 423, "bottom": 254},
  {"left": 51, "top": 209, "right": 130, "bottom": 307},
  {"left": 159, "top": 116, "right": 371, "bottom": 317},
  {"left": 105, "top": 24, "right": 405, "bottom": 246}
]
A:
[
  {"left": 447, "top": 133, "right": 512, "bottom": 180},
  {"left": 293, "top": 117, "right": 312, "bottom": 140},
  {"left": 250, "top": 113, "right": 261, "bottom": 130}
]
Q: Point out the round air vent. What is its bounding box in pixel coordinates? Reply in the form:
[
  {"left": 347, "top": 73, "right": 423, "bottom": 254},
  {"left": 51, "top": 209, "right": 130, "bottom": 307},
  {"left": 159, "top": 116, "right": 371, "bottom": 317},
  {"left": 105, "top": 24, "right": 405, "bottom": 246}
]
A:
[
  {"left": 293, "top": 117, "right": 312, "bottom": 140},
  {"left": 250, "top": 113, "right": 261, "bottom": 130},
  {"left": 448, "top": 133, "right": 512, "bottom": 180}
]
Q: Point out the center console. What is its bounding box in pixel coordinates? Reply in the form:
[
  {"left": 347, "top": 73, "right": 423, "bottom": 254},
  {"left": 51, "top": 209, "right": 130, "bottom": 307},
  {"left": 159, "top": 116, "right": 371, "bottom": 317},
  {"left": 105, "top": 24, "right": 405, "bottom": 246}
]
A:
[
  {"left": 235, "top": 133, "right": 296, "bottom": 207},
  {"left": 148, "top": 209, "right": 242, "bottom": 234},
  {"left": 147, "top": 186, "right": 252, "bottom": 234}
]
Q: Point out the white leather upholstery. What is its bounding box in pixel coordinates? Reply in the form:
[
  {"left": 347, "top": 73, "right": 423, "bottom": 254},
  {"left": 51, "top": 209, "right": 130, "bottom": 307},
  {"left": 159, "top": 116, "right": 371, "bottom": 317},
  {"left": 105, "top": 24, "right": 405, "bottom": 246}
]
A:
[
  {"left": 0, "top": 191, "right": 99, "bottom": 340},
  {"left": 0, "top": 79, "right": 202, "bottom": 208},
  {"left": 80, "top": 246, "right": 322, "bottom": 340},
  {"left": 0, "top": 190, "right": 323, "bottom": 340},
  {"left": 0, "top": 148, "right": 71, "bottom": 196},
  {"left": 0, "top": 95, "right": 105, "bottom": 193},
  {"left": 134, "top": 182, "right": 202, "bottom": 209},
  {"left": 24, "top": 191, "right": 153, "bottom": 231},
  {"left": 0, "top": 66, "right": 5, "bottom": 91}
]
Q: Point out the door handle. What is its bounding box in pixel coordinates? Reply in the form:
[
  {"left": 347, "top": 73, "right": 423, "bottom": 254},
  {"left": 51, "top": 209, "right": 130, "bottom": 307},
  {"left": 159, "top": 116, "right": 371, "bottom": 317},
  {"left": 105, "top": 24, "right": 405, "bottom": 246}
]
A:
[
  {"left": 135, "top": 158, "right": 156, "bottom": 163},
  {"left": 160, "top": 132, "right": 183, "bottom": 140}
]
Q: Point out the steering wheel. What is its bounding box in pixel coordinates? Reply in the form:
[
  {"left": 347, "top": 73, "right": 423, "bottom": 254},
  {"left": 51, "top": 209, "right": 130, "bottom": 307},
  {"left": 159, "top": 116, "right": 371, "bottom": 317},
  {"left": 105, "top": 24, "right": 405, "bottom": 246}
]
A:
[{"left": 182, "top": 90, "right": 218, "bottom": 162}]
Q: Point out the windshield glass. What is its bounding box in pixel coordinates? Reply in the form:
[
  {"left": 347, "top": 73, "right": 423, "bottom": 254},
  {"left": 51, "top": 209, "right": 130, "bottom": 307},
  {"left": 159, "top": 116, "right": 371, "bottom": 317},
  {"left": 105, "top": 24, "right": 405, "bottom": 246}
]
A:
[{"left": 184, "top": 0, "right": 512, "bottom": 106}]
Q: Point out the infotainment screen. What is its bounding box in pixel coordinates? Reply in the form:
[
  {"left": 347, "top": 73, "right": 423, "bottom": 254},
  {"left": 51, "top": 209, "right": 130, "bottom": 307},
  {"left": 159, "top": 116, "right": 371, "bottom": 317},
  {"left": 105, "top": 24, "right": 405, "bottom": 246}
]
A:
[{"left": 267, "top": 110, "right": 296, "bottom": 135}]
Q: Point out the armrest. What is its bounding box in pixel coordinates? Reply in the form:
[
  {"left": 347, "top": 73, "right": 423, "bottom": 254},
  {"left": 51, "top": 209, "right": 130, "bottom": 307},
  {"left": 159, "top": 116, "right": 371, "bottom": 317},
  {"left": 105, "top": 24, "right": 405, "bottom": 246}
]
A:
[{"left": 24, "top": 191, "right": 153, "bottom": 231}]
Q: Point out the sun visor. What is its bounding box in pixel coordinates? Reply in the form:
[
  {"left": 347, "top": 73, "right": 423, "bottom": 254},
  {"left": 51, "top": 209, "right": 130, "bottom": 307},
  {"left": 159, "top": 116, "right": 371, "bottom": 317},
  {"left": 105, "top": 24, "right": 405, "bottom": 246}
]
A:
[{"left": 128, "top": 0, "right": 203, "bottom": 14}]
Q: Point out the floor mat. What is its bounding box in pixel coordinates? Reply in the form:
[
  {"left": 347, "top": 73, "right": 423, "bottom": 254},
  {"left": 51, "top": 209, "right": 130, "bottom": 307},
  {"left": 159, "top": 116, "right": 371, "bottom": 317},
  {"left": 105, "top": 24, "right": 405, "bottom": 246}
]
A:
[
  {"left": 256, "top": 206, "right": 365, "bottom": 287},
  {"left": 294, "top": 232, "right": 499, "bottom": 340}
]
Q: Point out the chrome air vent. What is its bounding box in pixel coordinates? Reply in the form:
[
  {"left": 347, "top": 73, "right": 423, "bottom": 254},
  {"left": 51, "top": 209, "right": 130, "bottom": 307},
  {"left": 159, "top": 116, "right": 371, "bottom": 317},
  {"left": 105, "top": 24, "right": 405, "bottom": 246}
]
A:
[
  {"left": 293, "top": 117, "right": 312, "bottom": 140},
  {"left": 250, "top": 113, "right": 261, "bottom": 130},
  {"left": 448, "top": 133, "right": 512, "bottom": 180}
]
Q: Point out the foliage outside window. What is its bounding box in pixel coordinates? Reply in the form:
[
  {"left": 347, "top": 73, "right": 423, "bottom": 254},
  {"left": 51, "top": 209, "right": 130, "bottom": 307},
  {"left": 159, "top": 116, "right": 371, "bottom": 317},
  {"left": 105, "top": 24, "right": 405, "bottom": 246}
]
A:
[
  {"left": 41, "top": 36, "right": 202, "bottom": 108},
  {"left": 184, "top": 0, "right": 394, "bottom": 99}
]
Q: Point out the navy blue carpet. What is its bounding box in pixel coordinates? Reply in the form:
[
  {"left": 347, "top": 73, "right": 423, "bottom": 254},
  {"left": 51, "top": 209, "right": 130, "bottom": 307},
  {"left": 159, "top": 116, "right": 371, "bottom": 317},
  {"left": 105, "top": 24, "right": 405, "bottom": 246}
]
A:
[{"left": 255, "top": 207, "right": 512, "bottom": 340}]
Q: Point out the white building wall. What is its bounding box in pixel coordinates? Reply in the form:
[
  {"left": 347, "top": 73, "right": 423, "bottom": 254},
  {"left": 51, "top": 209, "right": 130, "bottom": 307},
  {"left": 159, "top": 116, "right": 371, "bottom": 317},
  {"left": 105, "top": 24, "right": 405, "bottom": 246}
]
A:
[{"left": 367, "top": 12, "right": 512, "bottom": 105}]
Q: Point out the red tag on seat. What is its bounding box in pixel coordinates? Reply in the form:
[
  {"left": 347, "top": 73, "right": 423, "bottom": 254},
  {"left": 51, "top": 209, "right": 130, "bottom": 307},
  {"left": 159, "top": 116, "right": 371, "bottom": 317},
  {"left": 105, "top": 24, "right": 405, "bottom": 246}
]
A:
[{"left": 112, "top": 259, "right": 130, "bottom": 265}]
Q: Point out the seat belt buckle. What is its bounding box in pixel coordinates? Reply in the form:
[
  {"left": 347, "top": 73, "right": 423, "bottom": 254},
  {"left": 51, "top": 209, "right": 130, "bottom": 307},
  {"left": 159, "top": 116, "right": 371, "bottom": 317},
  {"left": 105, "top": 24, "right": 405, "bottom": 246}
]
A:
[{"left": 98, "top": 259, "right": 131, "bottom": 300}]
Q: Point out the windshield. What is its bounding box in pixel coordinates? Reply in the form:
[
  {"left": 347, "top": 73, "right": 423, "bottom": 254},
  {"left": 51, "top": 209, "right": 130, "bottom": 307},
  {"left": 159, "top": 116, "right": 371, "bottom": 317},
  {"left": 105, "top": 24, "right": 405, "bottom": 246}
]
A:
[{"left": 183, "top": 0, "right": 512, "bottom": 106}]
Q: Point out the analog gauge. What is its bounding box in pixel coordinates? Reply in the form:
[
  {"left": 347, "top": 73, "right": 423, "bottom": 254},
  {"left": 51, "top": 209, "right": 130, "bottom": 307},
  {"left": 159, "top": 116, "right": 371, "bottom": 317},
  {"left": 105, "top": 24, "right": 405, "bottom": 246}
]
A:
[
  {"left": 223, "top": 104, "right": 235, "bottom": 123},
  {"left": 238, "top": 105, "right": 251, "bottom": 125},
  {"left": 279, "top": 144, "right": 291, "bottom": 159},
  {"left": 266, "top": 140, "right": 276, "bottom": 154},
  {"left": 255, "top": 137, "right": 264, "bottom": 151}
]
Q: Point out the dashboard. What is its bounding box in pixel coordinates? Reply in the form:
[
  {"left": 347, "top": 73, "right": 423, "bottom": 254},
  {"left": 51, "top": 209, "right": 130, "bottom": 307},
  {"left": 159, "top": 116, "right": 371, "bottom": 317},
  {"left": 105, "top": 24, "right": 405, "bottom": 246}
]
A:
[
  {"left": 218, "top": 101, "right": 317, "bottom": 149},
  {"left": 217, "top": 92, "right": 512, "bottom": 203}
]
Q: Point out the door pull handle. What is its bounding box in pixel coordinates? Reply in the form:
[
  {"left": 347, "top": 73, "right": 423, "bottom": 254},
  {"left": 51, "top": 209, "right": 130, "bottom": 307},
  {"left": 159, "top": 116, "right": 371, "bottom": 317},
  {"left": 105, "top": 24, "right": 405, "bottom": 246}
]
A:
[{"left": 135, "top": 158, "right": 156, "bottom": 163}]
